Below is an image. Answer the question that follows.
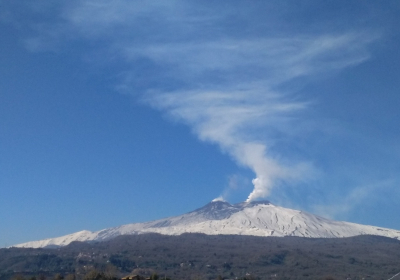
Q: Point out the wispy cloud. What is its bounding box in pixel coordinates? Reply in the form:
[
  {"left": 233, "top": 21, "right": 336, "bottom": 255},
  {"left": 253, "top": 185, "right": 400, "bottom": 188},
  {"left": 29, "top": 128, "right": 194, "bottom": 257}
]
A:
[
  {"left": 311, "top": 180, "right": 397, "bottom": 220},
  {"left": 3, "top": 1, "right": 379, "bottom": 202},
  {"left": 117, "top": 34, "right": 376, "bottom": 89},
  {"left": 136, "top": 34, "right": 377, "bottom": 201}
]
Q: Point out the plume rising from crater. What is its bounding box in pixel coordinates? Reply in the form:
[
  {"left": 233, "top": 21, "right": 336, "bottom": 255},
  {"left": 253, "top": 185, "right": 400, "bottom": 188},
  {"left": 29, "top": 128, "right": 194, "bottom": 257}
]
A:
[{"left": 143, "top": 33, "right": 373, "bottom": 201}]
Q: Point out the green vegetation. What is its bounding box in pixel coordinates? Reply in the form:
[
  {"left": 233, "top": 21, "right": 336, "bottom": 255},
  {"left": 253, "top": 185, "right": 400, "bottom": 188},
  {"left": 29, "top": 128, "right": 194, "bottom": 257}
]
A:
[{"left": 1, "top": 234, "right": 400, "bottom": 280}]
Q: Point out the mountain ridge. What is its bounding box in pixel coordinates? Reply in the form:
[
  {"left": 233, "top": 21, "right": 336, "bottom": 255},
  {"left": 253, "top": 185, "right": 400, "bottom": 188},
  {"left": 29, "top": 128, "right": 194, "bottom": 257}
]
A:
[{"left": 13, "top": 200, "right": 400, "bottom": 248}]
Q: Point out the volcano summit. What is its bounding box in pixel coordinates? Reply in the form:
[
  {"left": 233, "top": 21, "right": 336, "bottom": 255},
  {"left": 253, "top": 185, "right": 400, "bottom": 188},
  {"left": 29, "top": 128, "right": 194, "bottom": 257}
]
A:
[{"left": 14, "top": 201, "right": 400, "bottom": 248}]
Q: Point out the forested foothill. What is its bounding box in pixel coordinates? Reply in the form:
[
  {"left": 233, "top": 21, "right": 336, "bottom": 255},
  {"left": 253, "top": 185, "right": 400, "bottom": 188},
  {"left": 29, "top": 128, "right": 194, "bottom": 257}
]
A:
[{"left": 1, "top": 233, "right": 400, "bottom": 280}]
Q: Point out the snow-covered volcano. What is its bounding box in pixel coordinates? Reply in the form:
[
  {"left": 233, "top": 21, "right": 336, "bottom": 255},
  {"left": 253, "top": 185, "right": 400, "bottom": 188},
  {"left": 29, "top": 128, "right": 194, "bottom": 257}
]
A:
[{"left": 13, "top": 200, "right": 400, "bottom": 248}]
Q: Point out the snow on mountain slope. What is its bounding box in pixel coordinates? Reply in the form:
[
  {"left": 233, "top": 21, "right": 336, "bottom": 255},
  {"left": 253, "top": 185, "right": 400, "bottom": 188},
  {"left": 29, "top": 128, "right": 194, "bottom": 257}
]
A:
[{"left": 13, "top": 201, "right": 400, "bottom": 248}]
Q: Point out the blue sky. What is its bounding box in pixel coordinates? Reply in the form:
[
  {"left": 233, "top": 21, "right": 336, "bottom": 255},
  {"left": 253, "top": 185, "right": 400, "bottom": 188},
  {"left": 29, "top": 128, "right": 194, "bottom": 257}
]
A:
[{"left": 1, "top": 1, "right": 400, "bottom": 246}]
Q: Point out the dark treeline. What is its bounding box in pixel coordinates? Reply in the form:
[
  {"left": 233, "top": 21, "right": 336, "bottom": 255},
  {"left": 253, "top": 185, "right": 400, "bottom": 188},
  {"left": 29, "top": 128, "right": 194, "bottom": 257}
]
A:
[{"left": 1, "top": 233, "right": 400, "bottom": 280}]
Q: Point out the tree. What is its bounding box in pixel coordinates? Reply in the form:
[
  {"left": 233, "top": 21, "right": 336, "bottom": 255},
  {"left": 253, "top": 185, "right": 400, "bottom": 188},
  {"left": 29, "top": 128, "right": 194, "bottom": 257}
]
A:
[
  {"left": 64, "top": 274, "right": 76, "bottom": 280},
  {"left": 12, "top": 275, "right": 25, "bottom": 280},
  {"left": 54, "top": 274, "right": 64, "bottom": 280},
  {"left": 84, "top": 270, "right": 104, "bottom": 280},
  {"left": 104, "top": 264, "right": 118, "bottom": 280}
]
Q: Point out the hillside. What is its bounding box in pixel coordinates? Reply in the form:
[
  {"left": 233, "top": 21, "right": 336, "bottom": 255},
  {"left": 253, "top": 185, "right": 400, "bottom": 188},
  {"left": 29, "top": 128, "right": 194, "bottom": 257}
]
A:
[{"left": 2, "top": 233, "right": 400, "bottom": 280}]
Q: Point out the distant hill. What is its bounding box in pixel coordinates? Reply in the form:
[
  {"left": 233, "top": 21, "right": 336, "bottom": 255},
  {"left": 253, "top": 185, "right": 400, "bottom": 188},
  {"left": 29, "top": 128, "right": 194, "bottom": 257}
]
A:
[{"left": 2, "top": 233, "right": 400, "bottom": 280}]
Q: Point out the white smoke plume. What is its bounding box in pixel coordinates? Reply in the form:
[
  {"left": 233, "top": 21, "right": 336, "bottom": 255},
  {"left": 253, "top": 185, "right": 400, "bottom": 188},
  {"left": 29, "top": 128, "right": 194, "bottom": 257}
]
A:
[
  {"left": 146, "top": 87, "right": 311, "bottom": 201},
  {"left": 141, "top": 34, "right": 375, "bottom": 202}
]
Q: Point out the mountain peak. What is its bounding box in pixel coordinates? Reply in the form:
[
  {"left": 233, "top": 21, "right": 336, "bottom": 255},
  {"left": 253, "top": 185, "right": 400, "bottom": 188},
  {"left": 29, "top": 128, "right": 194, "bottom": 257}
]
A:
[
  {"left": 13, "top": 199, "right": 400, "bottom": 248},
  {"left": 191, "top": 200, "right": 273, "bottom": 217},
  {"left": 187, "top": 200, "right": 275, "bottom": 221},
  {"left": 190, "top": 200, "right": 236, "bottom": 220},
  {"left": 235, "top": 200, "right": 272, "bottom": 208}
]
